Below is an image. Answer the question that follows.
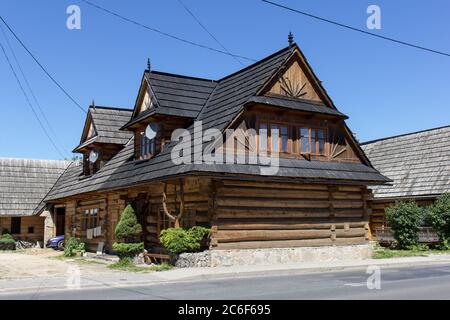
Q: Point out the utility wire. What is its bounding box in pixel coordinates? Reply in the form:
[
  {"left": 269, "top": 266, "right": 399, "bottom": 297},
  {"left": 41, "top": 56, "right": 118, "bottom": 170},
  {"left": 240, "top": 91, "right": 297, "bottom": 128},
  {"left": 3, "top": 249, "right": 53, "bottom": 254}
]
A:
[
  {"left": 0, "top": 16, "right": 87, "bottom": 113},
  {"left": 0, "top": 39, "right": 67, "bottom": 159},
  {"left": 176, "top": 0, "right": 244, "bottom": 66},
  {"left": 262, "top": 0, "right": 450, "bottom": 58},
  {"left": 80, "top": 0, "right": 256, "bottom": 62},
  {"left": 0, "top": 23, "right": 69, "bottom": 154}
]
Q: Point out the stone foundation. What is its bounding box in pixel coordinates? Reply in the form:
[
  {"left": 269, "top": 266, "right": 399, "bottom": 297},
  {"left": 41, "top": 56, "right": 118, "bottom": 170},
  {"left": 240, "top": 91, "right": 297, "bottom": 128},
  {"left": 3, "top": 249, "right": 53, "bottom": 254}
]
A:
[
  {"left": 175, "top": 251, "right": 211, "bottom": 268},
  {"left": 173, "top": 244, "right": 373, "bottom": 268}
]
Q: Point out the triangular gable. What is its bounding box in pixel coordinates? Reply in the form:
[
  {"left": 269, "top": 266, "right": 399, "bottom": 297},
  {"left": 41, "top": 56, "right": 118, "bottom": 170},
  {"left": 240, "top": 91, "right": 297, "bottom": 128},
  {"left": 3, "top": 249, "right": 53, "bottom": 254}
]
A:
[
  {"left": 254, "top": 44, "right": 373, "bottom": 166},
  {"left": 263, "top": 56, "right": 322, "bottom": 102},
  {"left": 131, "top": 72, "right": 158, "bottom": 119},
  {"left": 80, "top": 111, "right": 97, "bottom": 144}
]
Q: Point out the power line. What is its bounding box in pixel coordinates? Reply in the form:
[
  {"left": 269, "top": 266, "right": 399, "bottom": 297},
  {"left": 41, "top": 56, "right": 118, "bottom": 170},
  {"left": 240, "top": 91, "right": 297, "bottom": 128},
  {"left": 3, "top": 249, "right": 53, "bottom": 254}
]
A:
[
  {"left": 0, "top": 16, "right": 87, "bottom": 113},
  {"left": 0, "top": 23, "right": 69, "bottom": 154},
  {"left": 80, "top": 0, "right": 257, "bottom": 62},
  {"left": 0, "top": 39, "right": 67, "bottom": 159},
  {"left": 262, "top": 0, "right": 450, "bottom": 58},
  {"left": 176, "top": 0, "right": 244, "bottom": 66}
]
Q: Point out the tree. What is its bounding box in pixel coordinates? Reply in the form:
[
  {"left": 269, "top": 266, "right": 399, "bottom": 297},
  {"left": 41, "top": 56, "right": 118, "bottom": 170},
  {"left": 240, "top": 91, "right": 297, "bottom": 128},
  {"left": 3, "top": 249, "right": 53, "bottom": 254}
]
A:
[
  {"left": 112, "top": 204, "right": 143, "bottom": 259},
  {"left": 115, "top": 204, "right": 142, "bottom": 242}
]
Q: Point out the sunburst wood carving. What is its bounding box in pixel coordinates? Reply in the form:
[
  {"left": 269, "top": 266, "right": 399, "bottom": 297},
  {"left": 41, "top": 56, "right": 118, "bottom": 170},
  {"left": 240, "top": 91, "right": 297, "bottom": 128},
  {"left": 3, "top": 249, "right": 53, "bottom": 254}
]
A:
[{"left": 279, "top": 76, "right": 307, "bottom": 98}]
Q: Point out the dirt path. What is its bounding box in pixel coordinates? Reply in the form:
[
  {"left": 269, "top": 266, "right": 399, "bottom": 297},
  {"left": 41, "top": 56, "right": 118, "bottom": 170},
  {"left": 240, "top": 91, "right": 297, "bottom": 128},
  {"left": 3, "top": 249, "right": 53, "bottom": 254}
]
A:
[{"left": 0, "top": 249, "right": 110, "bottom": 280}]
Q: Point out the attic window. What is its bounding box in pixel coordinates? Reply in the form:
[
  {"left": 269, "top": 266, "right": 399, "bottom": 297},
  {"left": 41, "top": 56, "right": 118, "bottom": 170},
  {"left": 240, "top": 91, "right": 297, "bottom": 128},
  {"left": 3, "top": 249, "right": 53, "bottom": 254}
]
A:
[
  {"left": 258, "top": 122, "right": 328, "bottom": 157},
  {"left": 140, "top": 134, "right": 156, "bottom": 159}
]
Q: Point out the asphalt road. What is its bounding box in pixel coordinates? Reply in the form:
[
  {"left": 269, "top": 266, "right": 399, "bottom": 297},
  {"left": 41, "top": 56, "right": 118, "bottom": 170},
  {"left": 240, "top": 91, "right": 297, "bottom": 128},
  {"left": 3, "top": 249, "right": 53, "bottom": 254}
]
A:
[{"left": 2, "top": 263, "right": 450, "bottom": 300}]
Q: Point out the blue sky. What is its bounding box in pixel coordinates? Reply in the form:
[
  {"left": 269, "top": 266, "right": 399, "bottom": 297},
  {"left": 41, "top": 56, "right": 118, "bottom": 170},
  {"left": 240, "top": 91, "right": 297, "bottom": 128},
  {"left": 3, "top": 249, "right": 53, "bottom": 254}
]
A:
[{"left": 0, "top": 0, "right": 449, "bottom": 160}]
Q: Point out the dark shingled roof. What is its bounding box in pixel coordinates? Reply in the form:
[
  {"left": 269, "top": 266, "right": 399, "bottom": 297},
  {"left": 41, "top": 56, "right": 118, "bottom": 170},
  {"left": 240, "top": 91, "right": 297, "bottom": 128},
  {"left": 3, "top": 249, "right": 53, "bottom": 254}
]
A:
[
  {"left": 74, "top": 106, "right": 133, "bottom": 151},
  {"left": 246, "top": 95, "right": 348, "bottom": 119},
  {"left": 0, "top": 158, "right": 71, "bottom": 216},
  {"left": 362, "top": 125, "right": 450, "bottom": 199},
  {"left": 122, "top": 71, "right": 217, "bottom": 129},
  {"left": 45, "top": 45, "right": 389, "bottom": 201}
]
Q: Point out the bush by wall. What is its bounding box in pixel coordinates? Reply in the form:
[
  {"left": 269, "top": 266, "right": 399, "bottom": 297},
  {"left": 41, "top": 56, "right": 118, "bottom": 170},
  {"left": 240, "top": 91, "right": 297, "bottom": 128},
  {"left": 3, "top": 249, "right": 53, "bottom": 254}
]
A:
[
  {"left": 427, "top": 193, "right": 450, "bottom": 247},
  {"left": 0, "top": 234, "right": 16, "bottom": 250},
  {"left": 386, "top": 201, "right": 424, "bottom": 249},
  {"left": 64, "top": 237, "right": 86, "bottom": 257},
  {"left": 160, "top": 226, "right": 210, "bottom": 255}
]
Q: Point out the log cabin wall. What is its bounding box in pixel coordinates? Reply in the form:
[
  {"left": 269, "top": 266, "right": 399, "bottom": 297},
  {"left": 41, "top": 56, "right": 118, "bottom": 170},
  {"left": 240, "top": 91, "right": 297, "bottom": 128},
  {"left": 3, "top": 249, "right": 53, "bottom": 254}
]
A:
[
  {"left": 209, "top": 180, "right": 372, "bottom": 250},
  {"left": 0, "top": 215, "right": 45, "bottom": 241},
  {"left": 56, "top": 178, "right": 374, "bottom": 252}
]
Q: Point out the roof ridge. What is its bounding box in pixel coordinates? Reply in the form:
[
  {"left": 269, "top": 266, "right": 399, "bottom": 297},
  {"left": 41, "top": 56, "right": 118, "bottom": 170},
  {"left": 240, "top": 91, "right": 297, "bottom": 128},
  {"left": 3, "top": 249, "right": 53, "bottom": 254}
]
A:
[
  {"left": 89, "top": 105, "right": 133, "bottom": 112},
  {"left": 361, "top": 124, "right": 450, "bottom": 145},
  {"left": 218, "top": 45, "right": 291, "bottom": 82},
  {"left": 149, "top": 70, "right": 217, "bottom": 83}
]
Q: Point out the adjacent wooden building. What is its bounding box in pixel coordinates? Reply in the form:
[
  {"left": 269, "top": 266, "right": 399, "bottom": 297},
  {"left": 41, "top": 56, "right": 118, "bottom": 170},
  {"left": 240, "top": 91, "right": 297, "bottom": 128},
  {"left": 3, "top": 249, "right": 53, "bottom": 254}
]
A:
[
  {"left": 44, "top": 42, "right": 389, "bottom": 253},
  {"left": 362, "top": 125, "right": 450, "bottom": 234},
  {"left": 0, "top": 158, "right": 71, "bottom": 243}
]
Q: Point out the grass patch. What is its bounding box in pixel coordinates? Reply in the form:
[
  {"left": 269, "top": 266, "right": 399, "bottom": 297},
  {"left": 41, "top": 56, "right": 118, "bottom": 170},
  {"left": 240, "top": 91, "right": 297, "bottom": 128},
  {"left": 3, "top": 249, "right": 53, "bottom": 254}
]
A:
[
  {"left": 108, "top": 258, "right": 173, "bottom": 273},
  {"left": 373, "top": 246, "right": 450, "bottom": 259}
]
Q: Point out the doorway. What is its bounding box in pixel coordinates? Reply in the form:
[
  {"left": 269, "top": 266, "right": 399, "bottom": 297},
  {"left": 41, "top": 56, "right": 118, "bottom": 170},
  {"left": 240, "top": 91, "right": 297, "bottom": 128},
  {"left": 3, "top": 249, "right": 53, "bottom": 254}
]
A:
[{"left": 55, "top": 207, "right": 66, "bottom": 236}]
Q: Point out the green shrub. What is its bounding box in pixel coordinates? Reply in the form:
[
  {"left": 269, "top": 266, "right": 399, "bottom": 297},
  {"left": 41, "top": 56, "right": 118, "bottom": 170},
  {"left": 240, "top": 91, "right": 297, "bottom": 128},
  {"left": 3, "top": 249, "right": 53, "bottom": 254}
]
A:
[
  {"left": 187, "top": 226, "right": 210, "bottom": 242},
  {"left": 0, "top": 233, "right": 15, "bottom": 245},
  {"left": 112, "top": 242, "right": 144, "bottom": 259},
  {"left": 115, "top": 204, "right": 142, "bottom": 242},
  {"left": 427, "top": 193, "right": 450, "bottom": 244},
  {"left": 113, "top": 204, "right": 143, "bottom": 260},
  {"left": 160, "top": 226, "right": 210, "bottom": 255},
  {"left": 64, "top": 237, "right": 85, "bottom": 257},
  {"left": 386, "top": 201, "right": 424, "bottom": 249}
]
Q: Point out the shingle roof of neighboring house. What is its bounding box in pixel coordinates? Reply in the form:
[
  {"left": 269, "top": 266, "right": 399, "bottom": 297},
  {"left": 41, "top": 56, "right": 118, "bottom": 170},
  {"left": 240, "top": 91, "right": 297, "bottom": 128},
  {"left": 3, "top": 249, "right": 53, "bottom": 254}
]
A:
[
  {"left": 361, "top": 125, "right": 450, "bottom": 199},
  {"left": 45, "top": 44, "right": 389, "bottom": 201},
  {"left": 0, "top": 158, "right": 71, "bottom": 216},
  {"left": 74, "top": 106, "right": 133, "bottom": 151}
]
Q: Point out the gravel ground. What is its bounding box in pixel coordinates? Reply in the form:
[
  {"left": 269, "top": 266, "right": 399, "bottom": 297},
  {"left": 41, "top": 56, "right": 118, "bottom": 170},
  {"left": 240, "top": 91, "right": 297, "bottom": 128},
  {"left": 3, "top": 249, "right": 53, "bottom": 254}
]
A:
[{"left": 0, "top": 249, "right": 110, "bottom": 280}]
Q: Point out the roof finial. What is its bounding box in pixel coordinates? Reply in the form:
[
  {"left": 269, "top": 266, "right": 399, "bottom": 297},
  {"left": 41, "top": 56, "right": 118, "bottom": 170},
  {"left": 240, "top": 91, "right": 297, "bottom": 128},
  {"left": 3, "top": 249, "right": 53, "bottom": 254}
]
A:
[
  {"left": 288, "top": 31, "right": 294, "bottom": 48},
  {"left": 91, "top": 99, "right": 95, "bottom": 108},
  {"left": 147, "top": 58, "right": 151, "bottom": 72}
]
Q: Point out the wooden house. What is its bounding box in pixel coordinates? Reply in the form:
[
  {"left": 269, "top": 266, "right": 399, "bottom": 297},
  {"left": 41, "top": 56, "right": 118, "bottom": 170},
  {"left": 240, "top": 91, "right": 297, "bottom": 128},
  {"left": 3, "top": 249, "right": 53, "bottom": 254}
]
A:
[
  {"left": 362, "top": 125, "right": 450, "bottom": 234},
  {"left": 44, "top": 41, "right": 389, "bottom": 257},
  {"left": 0, "top": 158, "right": 71, "bottom": 244}
]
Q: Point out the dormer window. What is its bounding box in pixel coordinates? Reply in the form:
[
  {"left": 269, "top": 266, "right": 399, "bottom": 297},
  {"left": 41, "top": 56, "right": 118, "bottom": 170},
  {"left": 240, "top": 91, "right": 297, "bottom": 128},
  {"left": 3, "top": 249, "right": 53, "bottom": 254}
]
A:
[{"left": 140, "top": 134, "right": 156, "bottom": 159}]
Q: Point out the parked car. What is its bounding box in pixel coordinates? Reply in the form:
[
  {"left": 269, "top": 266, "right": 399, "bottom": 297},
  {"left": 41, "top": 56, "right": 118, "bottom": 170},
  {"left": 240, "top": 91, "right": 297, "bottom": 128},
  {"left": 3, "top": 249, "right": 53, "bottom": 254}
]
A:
[{"left": 47, "top": 235, "right": 64, "bottom": 250}]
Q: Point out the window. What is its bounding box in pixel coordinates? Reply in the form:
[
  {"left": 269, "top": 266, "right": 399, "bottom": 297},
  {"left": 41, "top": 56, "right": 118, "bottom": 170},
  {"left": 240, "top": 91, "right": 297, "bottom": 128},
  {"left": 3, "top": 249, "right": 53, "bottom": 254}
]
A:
[
  {"left": 271, "top": 124, "right": 279, "bottom": 152},
  {"left": 280, "top": 126, "right": 288, "bottom": 153},
  {"left": 81, "top": 208, "right": 99, "bottom": 230},
  {"left": 259, "top": 123, "right": 268, "bottom": 151},
  {"left": 300, "top": 127, "right": 310, "bottom": 153},
  {"left": 299, "top": 127, "right": 326, "bottom": 155},
  {"left": 258, "top": 122, "right": 327, "bottom": 157},
  {"left": 28, "top": 226, "right": 34, "bottom": 234},
  {"left": 140, "top": 134, "right": 156, "bottom": 159},
  {"left": 10, "top": 217, "right": 21, "bottom": 234}
]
